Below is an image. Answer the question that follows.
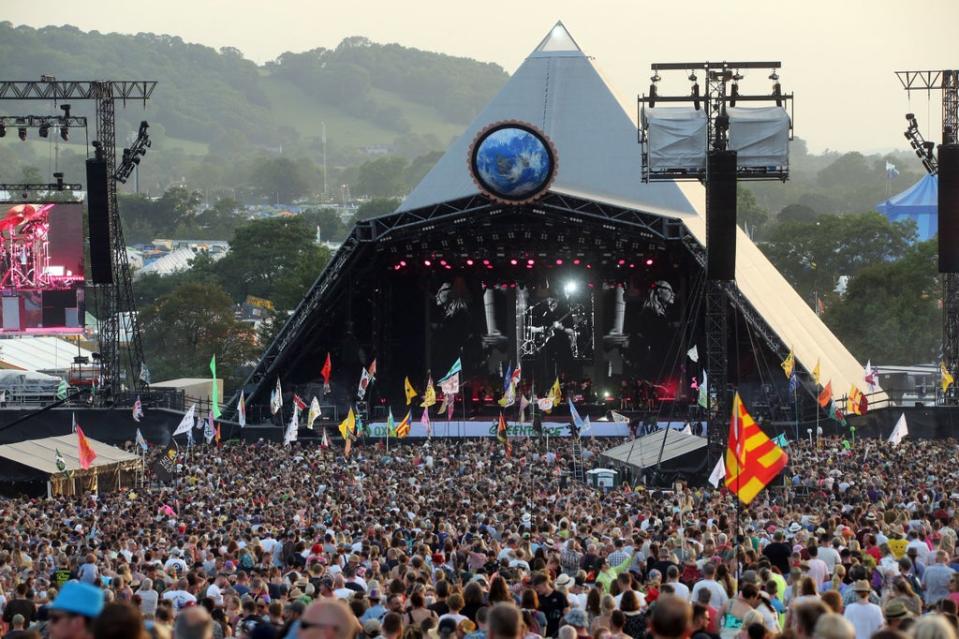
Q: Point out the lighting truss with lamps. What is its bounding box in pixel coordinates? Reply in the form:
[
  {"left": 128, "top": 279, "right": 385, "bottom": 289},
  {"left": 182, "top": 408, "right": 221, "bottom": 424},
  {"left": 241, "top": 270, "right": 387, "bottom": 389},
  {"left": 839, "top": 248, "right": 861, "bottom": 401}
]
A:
[{"left": 896, "top": 69, "right": 959, "bottom": 404}]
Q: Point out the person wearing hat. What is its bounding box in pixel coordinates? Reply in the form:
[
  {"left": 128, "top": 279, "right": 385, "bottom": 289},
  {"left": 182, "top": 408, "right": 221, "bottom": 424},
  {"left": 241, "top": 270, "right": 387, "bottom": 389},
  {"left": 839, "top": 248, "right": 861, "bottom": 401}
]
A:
[
  {"left": 842, "top": 581, "right": 883, "bottom": 639},
  {"left": 47, "top": 582, "right": 104, "bottom": 639},
  {"left": 881, "top": 600, "right": 911, "bottom": 631},
  {"left": 360, "top": 589, "right": 386, "bottom": 624},
  {"left": 562, "top": 609, "right": 589, "bottom": 639}
]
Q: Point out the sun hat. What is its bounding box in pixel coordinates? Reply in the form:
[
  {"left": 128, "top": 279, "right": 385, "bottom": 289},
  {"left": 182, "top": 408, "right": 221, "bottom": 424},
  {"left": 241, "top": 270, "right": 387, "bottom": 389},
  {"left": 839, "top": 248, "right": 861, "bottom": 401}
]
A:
[
  {"left": 49, "top": 582, "right": 104, "bottom": 618},
  {"left": 883, "top": 600, "right": 910, "bottom": 619},
  {"left": 852, "top": 580, "right": 872, "bottom": 593}
]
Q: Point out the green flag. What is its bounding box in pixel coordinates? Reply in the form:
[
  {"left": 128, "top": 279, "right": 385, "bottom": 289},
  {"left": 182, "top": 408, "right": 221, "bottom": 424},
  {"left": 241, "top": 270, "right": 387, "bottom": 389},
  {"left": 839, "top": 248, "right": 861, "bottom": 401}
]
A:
[
  {"left": 842, "top": 439, "right": 851, "bottom": 450},
  {"left": 55, "top": 448, "right": 65, "bottom": 472},
  {"left": 386, "top": 408, "right": 396, "bottom": 438},
  {"left": 210, "top": 355, "right": 221, "bottom": 419},
  {"left": 56, "top": 379, "right": 68, "bottom": 400}
]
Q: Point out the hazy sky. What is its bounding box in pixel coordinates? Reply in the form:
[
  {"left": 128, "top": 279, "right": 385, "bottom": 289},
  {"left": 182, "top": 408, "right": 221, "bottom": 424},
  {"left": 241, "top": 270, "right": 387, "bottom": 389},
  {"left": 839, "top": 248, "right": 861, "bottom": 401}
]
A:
[{"left": 5, "top": 0, "right": 957, "bottom": 154}]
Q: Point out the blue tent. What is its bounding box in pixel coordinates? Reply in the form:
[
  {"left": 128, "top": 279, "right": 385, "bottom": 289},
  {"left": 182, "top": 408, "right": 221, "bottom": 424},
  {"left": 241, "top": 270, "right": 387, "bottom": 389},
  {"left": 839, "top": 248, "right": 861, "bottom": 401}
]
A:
[{"left": 875, "top": 173, "right": 938, "bottom": 241}]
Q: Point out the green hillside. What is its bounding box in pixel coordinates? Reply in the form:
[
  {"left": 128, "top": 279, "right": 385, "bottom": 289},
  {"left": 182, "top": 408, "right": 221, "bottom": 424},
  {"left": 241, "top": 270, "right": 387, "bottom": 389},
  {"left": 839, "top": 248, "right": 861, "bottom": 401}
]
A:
[{"left": 0, "top": 23, "right": 508, "bottom": 187}]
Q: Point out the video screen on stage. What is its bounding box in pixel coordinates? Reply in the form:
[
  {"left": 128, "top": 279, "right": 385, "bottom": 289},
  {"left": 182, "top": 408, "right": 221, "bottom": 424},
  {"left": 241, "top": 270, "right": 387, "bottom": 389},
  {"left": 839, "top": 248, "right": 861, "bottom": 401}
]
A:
[{"left": 0, "top": 202, "right": 85, "bottom": 335}]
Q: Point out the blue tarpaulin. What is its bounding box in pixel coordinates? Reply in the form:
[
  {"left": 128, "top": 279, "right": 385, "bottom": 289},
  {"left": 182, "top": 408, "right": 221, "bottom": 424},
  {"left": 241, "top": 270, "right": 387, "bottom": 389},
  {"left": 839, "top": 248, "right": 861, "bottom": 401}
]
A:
[{"left": 875, "top": 173, "right": 938, "bottom": 241}]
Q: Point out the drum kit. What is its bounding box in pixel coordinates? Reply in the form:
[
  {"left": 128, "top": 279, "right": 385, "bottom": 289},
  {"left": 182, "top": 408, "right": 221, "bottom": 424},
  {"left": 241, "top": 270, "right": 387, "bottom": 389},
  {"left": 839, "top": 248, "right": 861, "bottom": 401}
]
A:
[
  {"left": 521, "top": 301, "right": 589, "bottom": 358},
  {"left": 0, "top": 203, "right": 61, "bottom": 289}
]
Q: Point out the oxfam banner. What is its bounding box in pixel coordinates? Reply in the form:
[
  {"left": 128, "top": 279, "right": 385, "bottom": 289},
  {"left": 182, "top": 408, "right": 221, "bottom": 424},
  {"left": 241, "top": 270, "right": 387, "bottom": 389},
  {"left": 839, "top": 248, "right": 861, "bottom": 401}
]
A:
[{"left": 360, "top": 421, "right": 699, "bottom": 439}]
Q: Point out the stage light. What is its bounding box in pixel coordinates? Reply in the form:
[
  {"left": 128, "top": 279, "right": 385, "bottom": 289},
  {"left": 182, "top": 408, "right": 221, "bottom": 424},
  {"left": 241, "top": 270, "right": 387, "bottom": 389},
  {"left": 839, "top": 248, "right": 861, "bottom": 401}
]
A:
[
  {"left": 399, "top": 260, "right": 407, "bottom": 267},
  {"left": 572, "top": 258, "right": 581, "bottom": 265},
  {"left": 629, "top": 263, "right": 636, "bottom": 269},
  {"left": 0, "top": 123, "right": 4, "bottom": 138},
  {"left": 772, "top": 81, "right": 782, "bottom": 107},
  {"left": 394, "top": 264, "right": 402, "bottom": 271},
  {"left": 16, "top": 119, "right": 26, "bottom": 141},
  {"left": 526, "top": 258, "right": 534, "bottom": 266},
  {"left": 439, "top": 259, "right": 448, "bottom": 266},
  {"left": 691, "top": 82, "right": 701, "bottom": 111},
  {"left": 444, "top": 264, "right": 452, "bottom": 270},
  {"left": 586, "top": 264, "right": 592, "bottom": 269},
  {"left": 563, "top": 281, "right": 578, "bottom": 296},
  {"left": 645, "top": 258, "right": 655, "bottom": 266},
  {"left": 648, "top": 83, "right": 658, "bottom": 108},
  {"left": 466, "top": 259, "right": 474, "bottom": 266},
  {"left": 555, "top": 258, "right": 563, "bottom": 265},
  {"left": 603, "top": 390, "right": 611, "bottom": 399},
  {"left": 423, "top": 259, "right": 432, "bottom": 267},
  {"left": 38, "top": 122, "right": 50, "bottom": 138},
  {"left": 730, "top": 82, "right": 740, "bottom": 108},
  {"left": 510, "top": 258, "right": 518, "bottom": 265},
  {"left": 617, "top": 258, "right": 626, "bottom": 266},
  {"left": 482, "top": 259, "right": 490, "bottom": 265},
  {"left": 60, "top": 125, "right": 69, "bottom": 141}
]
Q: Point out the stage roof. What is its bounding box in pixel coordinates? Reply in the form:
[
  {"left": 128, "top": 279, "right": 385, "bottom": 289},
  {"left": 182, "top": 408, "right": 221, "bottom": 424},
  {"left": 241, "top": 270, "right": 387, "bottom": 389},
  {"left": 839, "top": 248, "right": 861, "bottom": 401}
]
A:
[
  {"left": 396, "top": 22, "right": 876, "bottom": 399},
  {"left": 601, "top": 430, "right": 707, "bottom": 469},
  {"left": 0, "top": 434, "right": 139, "bottom": 475}
]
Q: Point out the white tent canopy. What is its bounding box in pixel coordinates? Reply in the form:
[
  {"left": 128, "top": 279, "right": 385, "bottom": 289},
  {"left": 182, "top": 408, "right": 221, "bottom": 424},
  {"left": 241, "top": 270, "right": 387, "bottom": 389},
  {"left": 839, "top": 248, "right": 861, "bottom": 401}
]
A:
[
  {"left": 397, "top": 21, "right": 875, "bottom": 399},
  {"left": 602, "top": 430, "right": 707, "bottom": 470},
  {"left": 0, "top": 434, "right": 139, "bottom": 475}
]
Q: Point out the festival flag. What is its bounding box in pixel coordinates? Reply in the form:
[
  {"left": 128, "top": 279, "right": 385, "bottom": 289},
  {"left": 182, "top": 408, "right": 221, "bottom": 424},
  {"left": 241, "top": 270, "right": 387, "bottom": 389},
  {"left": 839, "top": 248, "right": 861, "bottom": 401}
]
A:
[
  {"left": 687, "top": 345, "right": 699, "bottom": 363},
  {"left": 498, "top": 381, "right": 516, "bottom": 408},
  {"left": 186, "top": 427, "right": 194, "bottom": 448},
  {"left": 568, "top": 397, "right": 586, "bottom": 433},
  {"left": 707, "top": 455, "right": 726, "bottom": 488},
  {"left": 581, "top": 415, "right": 592, "bottom": 436},
  {"left": 357, "top": 367, "right": 371, "bottom": 400},
  {"left": 818, "top": 381, "right": 833, "bottom": 408},
  {"left": 496, "top": 412, "right": 511, "bottom": 457},
  {"left": 724, "top": 394, "right": 788, "bottom": 504},
  {"left": 421, "top": 377, "right": 436, "bottom": 408},
  {"left": 536, "top": 397, "right": 554, "bottom": 413},
  {"left": 888, "top": 412, "right": 908, "bottom": 446},
  {"left": 284, "top": 406, "right": 298, "bottom": 445},
  {"left": 293, "top": 394, "right": 307, "bottom": 411},
  {"left": 864, "top": 360, "right": 878, "bottom": 390},
  {"left": 57, "top": 379, "right": 68, "bottom": 400},
  {"left": 697, "top": 370, "right": 708, "bottom": 409},
  {"left": 132, "top": 396, "right": 144, "bottom": 423},
  {"left": 321, "top": 353, "right": 332, "bottom": 394},
  {"left": 847, "top": 385, "right": 865, "bottom": 416},
  {"left": 203, "top": 413, "right": 215, "bottom": 444},
  {"left": 502, "top": 363, "right": 514, "bottom": 392},
  {"left": 214, "top": 423, "right": 221, "bottom": 446},
  {"left": 386, "top": 408, "right": 396, "bottom": 438},
  {"left": 788, "top": 371, "right": 799, "bottom": 394},
  {"left": 367, "top": 358, "right": 377, "bottom": 382},
  {"left": 135, "top": 428, "right": 148, "bottom": 452},
  {"left": 772, "top": 433, "right": 789, "bottom": 448},
  {"left": 781, "top": 349, "right": 795, "bottom": 379},
  {"left": 344, "top": 435, "right": 352, "bottom": 458},
  {"left": 886, "top": 161, "right": 900, "bottom": 179},
  {"left": 812, "top": 359, "right": 821, "bottom": 386},
  {"left": 209, "top": 355, "right": 221, "bottom": 418},
  {"left": 419, "top": 407, "right": 430, "bottom": 437},
  {"left": 139, "top": 364, "right": 151, "bottom": 386},
  {"left": 437, "top": 393, "right": 452, "bottom": 417},
  {"left": 270, "top": 378, "right": 282, "bottom": 415},
  {"left": 680, "top": 423, "right": 693, "bottom": 435},
  {"left": 404, "top": 377, "right": 418, "bottom": 405},
  {"left": 320, "top": 427, "right": 330, "bottom": 449},
  {"left": 942, "top": 361, "right": 955, "bottom": 393},
  {"left": 307, "top": 396, "right": 321, "bottom": 429},
  {"left": 438, "top": 358, "right": 462, "bottom": 385},
  {"left": 447, "top": 398, "right": 455, "bottom": 420},
  {"left": 173, "top": 404, "right": 197, "bottom": 436},
  {"left": 354, "top": 410, "right": 365, "bottom": 437},
  {"left": 76, "top": 425, "right": 97, "bottom": 470},
  {"left": 55, "top": 448, "right": 66, "bottom": 472},
  {"left": 396, "top": 410, "right": 412, "bottom": 438},
  {"left": 518, "top": 395, "right": 530, "bottom": 423},
  {"left": 549, "top": 378, "right": 562, "bottom": 406},
  {"left": 338, "top": 408, "right": 356, "bottom": 439},
  {"left": 439, "top": 372, "right": 460, "bottom": 396},
  {"left": 237, "top": 390, "right": 246, "bottom": 428},
  {"left": 827, "top": 400, "right": 847, "bottom": 426},
  {"left": 610, "top": 410, "right": 630, "bottom": 423}
]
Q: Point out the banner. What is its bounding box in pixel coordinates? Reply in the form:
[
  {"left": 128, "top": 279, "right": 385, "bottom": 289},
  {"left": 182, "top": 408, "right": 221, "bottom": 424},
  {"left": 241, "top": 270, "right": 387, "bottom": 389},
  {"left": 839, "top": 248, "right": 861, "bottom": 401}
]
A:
[
  {"left": 354, "top": 420, "right": 702, "bottom": 439},
  {"left": 153, "top": 444, "right": 178, "bottom": 484}
]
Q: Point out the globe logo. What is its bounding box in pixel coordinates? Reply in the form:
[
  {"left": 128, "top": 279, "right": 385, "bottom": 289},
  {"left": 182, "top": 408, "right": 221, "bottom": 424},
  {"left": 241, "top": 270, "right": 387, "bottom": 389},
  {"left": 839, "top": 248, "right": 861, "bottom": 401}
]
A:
[{"left": 469, "top": 122, "right": 556, "bottom": 203}]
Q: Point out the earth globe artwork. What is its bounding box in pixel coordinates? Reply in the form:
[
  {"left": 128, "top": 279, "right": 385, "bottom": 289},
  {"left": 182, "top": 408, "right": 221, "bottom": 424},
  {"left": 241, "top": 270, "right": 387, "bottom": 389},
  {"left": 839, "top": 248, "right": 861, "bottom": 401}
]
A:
[{"left": 470, "top": 122, "right": 556, "bottom": 203}]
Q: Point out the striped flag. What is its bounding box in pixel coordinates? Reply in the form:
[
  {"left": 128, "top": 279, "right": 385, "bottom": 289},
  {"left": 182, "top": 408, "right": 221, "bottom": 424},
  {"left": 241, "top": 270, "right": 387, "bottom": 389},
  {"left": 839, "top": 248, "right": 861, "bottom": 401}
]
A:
[
  {"left": 396, "top": 410, "right": 411, "bottom": 438},
  {"left": 724, "top": 393, "right": 788, "bottom": 504}
]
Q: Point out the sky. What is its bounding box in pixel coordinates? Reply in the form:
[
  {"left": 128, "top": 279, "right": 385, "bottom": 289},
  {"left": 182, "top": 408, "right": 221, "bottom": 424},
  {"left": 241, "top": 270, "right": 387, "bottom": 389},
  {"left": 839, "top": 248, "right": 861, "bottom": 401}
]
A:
[{"left": 4, "top": 0, "right": 958, "bottom": 154}]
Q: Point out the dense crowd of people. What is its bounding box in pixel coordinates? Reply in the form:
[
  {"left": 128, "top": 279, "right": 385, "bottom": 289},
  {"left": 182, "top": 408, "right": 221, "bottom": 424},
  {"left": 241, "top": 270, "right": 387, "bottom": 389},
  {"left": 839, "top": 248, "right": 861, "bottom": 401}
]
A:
[{"left": 1, "top": 434, "right": 959, "bottom": 639}]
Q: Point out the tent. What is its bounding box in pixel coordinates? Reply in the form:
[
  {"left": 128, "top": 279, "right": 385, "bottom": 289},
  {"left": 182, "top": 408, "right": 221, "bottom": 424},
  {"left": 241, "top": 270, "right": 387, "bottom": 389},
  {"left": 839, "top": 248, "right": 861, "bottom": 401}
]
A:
[
  {"left": 600, "top": 430, "right": 709, "bottom": 485},
  {"left": 876, "top": 174, "right": 938, "bottom": 241},
  {"left": 0, "top": 434, "right": 142, "bottom": 497}
]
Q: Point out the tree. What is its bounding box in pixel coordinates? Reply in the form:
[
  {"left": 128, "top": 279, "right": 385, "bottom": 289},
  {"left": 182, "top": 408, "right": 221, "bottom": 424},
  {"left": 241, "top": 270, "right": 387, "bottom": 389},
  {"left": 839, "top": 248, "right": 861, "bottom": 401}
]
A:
[
  {"left": 354, "top": 157, "right": 408, "bottom": 197},
  {"left": 250, "top": 157, "right": 316, "bottom": 203},
  {"left": 824, "top": 240, "right": 939, "bottom": 363},
  {"left": 213, "top": 216, "right": 331, "bottom": 309},
  {"left": 355, "top": 198, "right": 401, "bottom": 221},
  {"left": 300, "top": 207, "right": 348, "bottom": 242},
  {"left": 760, "top": 212, "right": 915, "bottom": 303},
  {"left": 737, "top": 187, "right": 769, "bottom": 237},
  {"left": 140, "top": 281, "right": 258, "bottom": 389}
]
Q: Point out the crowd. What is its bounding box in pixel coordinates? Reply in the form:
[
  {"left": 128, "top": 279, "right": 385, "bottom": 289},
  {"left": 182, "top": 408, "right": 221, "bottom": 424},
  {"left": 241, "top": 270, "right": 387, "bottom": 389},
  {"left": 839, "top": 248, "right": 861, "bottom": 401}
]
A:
[{"left": 1, "top": 434, "right": 959, "bottom": 639}]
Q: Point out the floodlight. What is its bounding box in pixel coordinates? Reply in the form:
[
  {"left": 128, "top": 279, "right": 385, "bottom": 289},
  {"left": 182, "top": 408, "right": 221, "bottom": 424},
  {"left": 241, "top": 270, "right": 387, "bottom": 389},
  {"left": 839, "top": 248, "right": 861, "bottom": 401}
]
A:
[
  {"left": 563, "top": 281, "right": 578, "bottom": 296},
  {"left": 0, "top": 124, "right": 5, "bottom": 138},
  {"left": 38, "top": 122, "right": 50, "bottom": 138},
  {"left": 730, "top": 83, "right": 740, "bottom": 107},
  {"left": 691, "top": 82, "right": 701, "bottom": 111}
]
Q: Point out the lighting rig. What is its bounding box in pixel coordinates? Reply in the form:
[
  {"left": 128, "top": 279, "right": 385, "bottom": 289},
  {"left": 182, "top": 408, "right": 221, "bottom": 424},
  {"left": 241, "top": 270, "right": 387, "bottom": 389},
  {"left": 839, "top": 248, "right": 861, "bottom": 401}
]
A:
[
  {"left": 0, "top": 109, "right": 85, "bottom": 142},
  {"left": 115, "top": 121, "right": 150, "bottom": 184},
  {"left": 638, "top": 62, "right": 795, "bottom": 458},
  {"left": 896, "top": 69, "right": 959, "bottom": 404},
  {"left": 0, "top": 78, "right": 156, "bottom": 398},
  {"left": 903, "top": 113, "right": 938, "bottom": 175}
]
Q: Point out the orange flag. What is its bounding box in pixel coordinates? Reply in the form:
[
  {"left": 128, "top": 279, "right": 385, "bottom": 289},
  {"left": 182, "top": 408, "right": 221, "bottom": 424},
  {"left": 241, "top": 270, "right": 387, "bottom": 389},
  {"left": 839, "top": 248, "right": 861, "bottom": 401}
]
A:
[
  {"left": 725, "top": 394, "right": 788, "bottom": 505},
  {"left": 847, "top": 385, "right": 865, "bottom": 416},
  {"left": 818, "top": 381, "right": 833, "bottom": 408},
  {"left": 76, "top": 425, "right": 97, "bottom": 470}
]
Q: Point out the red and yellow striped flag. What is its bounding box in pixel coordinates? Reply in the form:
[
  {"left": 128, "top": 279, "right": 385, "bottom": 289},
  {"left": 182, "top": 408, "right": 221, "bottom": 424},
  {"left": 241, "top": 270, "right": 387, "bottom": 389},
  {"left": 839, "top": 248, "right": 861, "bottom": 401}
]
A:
[{"left": 725, "top": 393, "right": 788, "bottom": 505}]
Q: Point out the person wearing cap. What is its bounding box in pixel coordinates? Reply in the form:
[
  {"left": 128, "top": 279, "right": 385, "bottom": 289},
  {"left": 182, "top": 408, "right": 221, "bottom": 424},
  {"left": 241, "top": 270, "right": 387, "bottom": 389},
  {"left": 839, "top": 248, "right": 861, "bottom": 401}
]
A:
[
  {"left": 881, "top": 600, "right": 911, "bottom": 631},
  {"left": 842, "top": 580, "right": 883, "bottom": 639},
  {"left": 47, "top": 582, "right": 104, "bottom": 639},
  {"left": 360, "top": 589, "right": 386, "bottom": 624}
]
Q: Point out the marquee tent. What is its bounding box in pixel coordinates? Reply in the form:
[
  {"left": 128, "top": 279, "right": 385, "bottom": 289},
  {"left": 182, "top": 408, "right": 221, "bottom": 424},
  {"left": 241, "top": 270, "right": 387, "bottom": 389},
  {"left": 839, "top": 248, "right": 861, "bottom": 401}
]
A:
[
  {"left": 876, "top": 173, "right": 938, "bottom": 241},
  {"left": 0, "top": 434, "right": 142, "bottom": 497}
]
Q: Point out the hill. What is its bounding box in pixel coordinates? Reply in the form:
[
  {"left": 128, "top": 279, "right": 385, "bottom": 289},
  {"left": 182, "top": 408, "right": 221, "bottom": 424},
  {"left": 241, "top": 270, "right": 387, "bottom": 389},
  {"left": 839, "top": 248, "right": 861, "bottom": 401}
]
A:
[{"left": 0, "top": 23, "right": 508, "bottom": 186}]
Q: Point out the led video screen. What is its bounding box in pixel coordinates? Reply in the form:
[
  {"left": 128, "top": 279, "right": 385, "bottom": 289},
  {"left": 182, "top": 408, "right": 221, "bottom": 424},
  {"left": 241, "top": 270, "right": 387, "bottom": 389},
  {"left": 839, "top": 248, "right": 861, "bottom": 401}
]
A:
[{"left": 0, "top": 202, "right": 85, "bottom": 334}]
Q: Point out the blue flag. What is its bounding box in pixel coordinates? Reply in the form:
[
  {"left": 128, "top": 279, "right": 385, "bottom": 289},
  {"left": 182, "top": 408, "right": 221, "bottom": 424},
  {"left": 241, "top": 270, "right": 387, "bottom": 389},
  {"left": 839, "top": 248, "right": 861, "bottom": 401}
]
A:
[
  {"left": 772, "top": 433, "right": 789, "bottom": 448},
  {"left": 503, "top": 363, "right": 514, "bottom": 392},
  {"left": 788, "top": 372, "right": 799, "bottom": 394},
  {"left": 568, "top": 397, "right": 586, "bottom": 431},
  {"left": 439, "top": 358, "right": 462, "bottom": 384}
]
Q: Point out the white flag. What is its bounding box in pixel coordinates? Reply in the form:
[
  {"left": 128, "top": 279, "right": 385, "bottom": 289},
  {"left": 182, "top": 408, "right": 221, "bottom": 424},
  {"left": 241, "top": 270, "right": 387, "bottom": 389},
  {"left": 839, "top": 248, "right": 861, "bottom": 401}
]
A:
[
  {"left": 610, "top": 410, "right": 629, "bottom": 423},
  {"left": 173, "top": 404, "right": 197, "bottom": 436},
  {"left": 687, "top": 345, "right": 699, "bottom": 363},
  {"left": 307, "top": 396, "right": 321, "bottom": 429},
  {"left": 888, "top": 412, "right": 908, "bottom": 446},
  {"left": 518, "top": 395, "right": 530, "bottom": 423},
  {"left": 357, "top": 368, "right": 371, "bottom": 400},
  {"left": 270, "top": 379, "right": 283, "bottom": 415},
  {"left": 284, "top": 406, "right": 299, "bottom": 445},
  {"left": 237, "top": 390, "right": 246, "bottom": 428},
  {"left": 680, "top": 423, "right": 693, "bottom": 435},
  {"left": 439, "top": 372, "right": 460, "bottom": 396},
  {"left": 320, "top": 426, "right": 330, "bottom": 448},
  {"left": 203, "top": 413, "right": 215, "bottom": 443},
  {"left": 536, "top": 397, "right": 554, "bottom": 412},
  {"left": 708, "top": 455, "right": 726, "bottom": 488},
  {"left": 581, "top": 415, "right": 591, "bottom": 435},
  {"left": 135, "top": 428, "right": 148, "bottom": 452}
]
